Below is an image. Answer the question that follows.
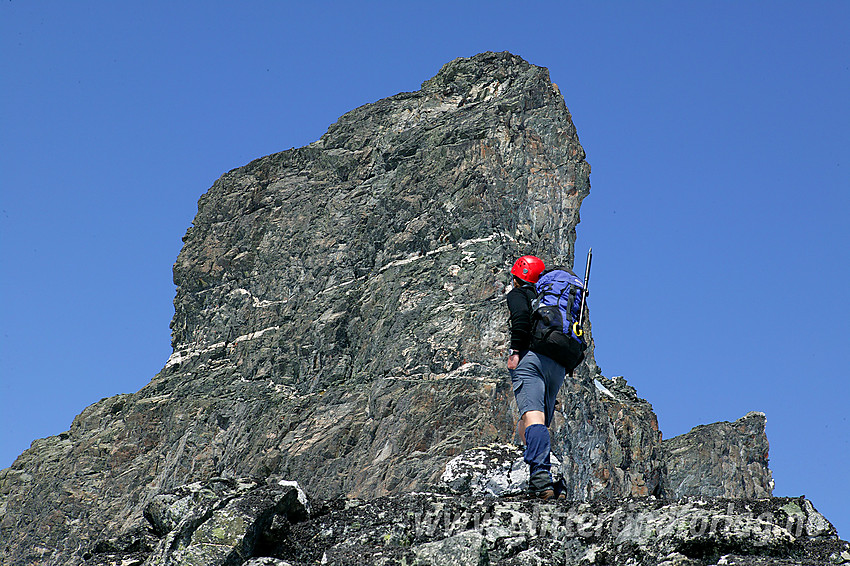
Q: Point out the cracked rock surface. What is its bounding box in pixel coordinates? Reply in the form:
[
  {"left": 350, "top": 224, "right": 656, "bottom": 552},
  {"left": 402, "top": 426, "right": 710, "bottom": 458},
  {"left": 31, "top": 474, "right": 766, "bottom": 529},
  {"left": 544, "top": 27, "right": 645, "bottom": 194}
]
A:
[{"left": 85, "top": 477, "right": 848, "bottom": 566}]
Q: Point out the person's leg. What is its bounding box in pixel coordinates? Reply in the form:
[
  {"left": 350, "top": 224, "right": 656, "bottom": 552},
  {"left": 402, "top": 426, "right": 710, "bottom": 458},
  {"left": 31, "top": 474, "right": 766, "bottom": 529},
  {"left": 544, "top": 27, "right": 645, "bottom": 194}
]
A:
[
  {"left": 540, "top": 355, "right": 568, "bottom": 498},
  {"left": 541, "top": 356, "right": 566, "bottom": 428},
  {"left": 516, "top": 409, "right": 544, "bottom": 441},
  {"left": 524, "top": 419, "right": 553, "bottom": 497},
  {"left": 523, "top": 414, "right": 549, "bottom": 473},
  {"left": 511, "top": 352, "right": 555, "bottom": 497},
  {"left": 510, "top": 352, "right": 545, "bottom": 443},
  {"left": 520, "top": 410, "right": 547, "bottom": 477}
]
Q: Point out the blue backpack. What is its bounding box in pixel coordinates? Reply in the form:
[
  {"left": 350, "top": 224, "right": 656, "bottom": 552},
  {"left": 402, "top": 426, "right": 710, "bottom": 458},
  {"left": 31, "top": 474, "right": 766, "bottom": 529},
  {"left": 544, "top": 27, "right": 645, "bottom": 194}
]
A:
[{"left": 529, "top": 268, "right": 587, "bottom": 372}]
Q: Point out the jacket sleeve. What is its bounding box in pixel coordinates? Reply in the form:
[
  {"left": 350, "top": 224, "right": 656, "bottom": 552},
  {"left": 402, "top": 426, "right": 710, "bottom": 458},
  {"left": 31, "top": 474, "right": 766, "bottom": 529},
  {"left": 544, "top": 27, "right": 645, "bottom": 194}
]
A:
[{"left": 506, "top": 287, "right": 534, "bottom": 351}]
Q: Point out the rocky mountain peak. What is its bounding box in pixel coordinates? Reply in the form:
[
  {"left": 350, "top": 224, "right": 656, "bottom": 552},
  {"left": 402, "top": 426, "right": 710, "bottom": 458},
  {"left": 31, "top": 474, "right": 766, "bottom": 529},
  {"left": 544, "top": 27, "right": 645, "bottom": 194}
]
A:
[
  {"left": 168, "top": 50, "right": 590, "bottom": 389},
  {"left": 1, "top": 52, "right": 845, "bottom": 566}
]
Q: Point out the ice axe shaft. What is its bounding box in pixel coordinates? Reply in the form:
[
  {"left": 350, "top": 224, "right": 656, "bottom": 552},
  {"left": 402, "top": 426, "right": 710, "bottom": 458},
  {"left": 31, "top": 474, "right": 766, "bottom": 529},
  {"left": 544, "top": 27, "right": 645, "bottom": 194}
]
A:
[{"left": 572, "top": 248, "right": 592, "bottom": 337}]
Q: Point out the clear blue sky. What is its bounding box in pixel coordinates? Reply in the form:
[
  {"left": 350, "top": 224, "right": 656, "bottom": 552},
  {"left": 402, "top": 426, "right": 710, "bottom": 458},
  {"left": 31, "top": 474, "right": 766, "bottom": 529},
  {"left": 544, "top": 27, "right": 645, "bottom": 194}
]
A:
[{"left": 1, "top": 1, "right": 848, "bottom": 537}]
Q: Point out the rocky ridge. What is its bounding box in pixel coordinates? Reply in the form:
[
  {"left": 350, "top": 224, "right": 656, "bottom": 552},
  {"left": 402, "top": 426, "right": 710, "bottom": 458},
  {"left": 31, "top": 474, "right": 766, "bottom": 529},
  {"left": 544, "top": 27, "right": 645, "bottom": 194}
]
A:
[
  {"left": 0, "top": 52, "right": 844, "bottom": 565},
  {"left": 83, "top": 475, "right": 848, "bottom": 566}
]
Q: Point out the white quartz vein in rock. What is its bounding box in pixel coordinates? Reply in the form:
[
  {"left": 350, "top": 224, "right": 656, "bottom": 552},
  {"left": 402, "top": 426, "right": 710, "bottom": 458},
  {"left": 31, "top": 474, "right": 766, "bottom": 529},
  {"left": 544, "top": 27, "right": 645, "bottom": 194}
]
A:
[{"left": 166, "top": 325, "right": 281, "bottom": 368}]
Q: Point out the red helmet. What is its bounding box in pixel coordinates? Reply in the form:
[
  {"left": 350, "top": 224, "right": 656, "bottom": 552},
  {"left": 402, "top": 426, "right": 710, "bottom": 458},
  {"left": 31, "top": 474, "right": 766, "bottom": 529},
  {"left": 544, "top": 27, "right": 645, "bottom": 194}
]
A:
[{"left": 510, "top": 255, "right": 545, "bottom": 284}]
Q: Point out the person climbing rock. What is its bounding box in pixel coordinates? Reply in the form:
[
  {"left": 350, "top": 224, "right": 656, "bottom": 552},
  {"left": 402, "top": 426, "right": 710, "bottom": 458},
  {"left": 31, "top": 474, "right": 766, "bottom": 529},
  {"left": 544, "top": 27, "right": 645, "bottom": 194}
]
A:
[{"left": 506, "top": 255, "right": 566, "bottom": 500}]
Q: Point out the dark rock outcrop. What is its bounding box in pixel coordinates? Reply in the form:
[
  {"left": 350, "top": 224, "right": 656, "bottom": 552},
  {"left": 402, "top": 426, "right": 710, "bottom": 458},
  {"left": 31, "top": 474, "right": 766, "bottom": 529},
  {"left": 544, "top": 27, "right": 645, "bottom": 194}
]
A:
[
  {"left": 0, "top": 52, "right": 841, "bottom": 565},
  {"left": 663, "top": 412, "right": 774, "bottom": 500},
  {"left": 141, "top": 478, "right": 308, "bottom": 566},
  {"left": 558, "top": 375, "right": 665, "bottom": 499}
]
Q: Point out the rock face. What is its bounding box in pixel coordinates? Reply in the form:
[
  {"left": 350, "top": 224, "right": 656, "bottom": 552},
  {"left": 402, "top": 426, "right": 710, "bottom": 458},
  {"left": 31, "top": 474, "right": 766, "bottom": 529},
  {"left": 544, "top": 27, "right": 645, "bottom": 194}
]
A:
[
  {"left": 662, "top": 412, "right": 774, "bottom": 500},
  {"left": 0, "top": 52, "right": 841, "bottom": 565}
]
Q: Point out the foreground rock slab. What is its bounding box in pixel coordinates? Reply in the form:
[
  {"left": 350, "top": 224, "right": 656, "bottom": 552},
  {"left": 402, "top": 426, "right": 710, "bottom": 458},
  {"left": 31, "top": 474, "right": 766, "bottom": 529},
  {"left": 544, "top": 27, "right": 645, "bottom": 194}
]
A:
[{"left": 86, "top": 482, "right": 847, "bottom": 566}]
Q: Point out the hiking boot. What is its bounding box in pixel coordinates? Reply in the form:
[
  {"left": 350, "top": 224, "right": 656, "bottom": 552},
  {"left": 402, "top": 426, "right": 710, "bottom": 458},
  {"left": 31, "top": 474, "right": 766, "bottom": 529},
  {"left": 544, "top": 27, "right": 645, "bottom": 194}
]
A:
[
  {"left": 535, "top": 487, "right": 556, "bottom": 500},
  {"left": 528, "top": 470, "right": 554, "bottom": 499}
]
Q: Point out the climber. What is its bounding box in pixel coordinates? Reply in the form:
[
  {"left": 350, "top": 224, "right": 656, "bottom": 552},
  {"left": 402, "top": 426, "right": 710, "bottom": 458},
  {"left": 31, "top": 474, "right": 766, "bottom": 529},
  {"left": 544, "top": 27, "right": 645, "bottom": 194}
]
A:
[{"left": 506, "top": 255, "right": 566, "bottom": 500}]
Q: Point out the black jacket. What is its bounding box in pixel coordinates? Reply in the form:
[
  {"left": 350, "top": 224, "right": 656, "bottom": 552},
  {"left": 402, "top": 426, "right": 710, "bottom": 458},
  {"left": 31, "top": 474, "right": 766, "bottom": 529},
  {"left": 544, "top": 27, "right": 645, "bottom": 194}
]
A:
[{"left": 506, "top": 283, "right": 537, "bottom": 351}]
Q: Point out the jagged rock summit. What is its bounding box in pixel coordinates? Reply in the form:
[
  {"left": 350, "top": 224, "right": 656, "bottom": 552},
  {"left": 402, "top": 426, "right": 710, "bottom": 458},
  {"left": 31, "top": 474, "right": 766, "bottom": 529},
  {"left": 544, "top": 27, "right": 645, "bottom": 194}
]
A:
[{"left": 1, "top": 52, "right": 845, "bottom": 565}]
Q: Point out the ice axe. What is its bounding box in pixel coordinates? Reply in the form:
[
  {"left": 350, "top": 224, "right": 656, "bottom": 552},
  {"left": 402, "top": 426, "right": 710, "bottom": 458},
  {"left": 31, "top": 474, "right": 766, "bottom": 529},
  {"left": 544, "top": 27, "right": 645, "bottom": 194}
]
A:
[{"left": 571, "top": 248, "right": 592, "bottom": 338}]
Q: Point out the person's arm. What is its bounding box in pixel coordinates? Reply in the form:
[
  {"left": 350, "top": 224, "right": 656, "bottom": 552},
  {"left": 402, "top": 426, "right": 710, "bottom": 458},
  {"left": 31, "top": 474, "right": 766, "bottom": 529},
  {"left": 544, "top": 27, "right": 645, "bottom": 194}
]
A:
[{"left": 506, "top": 287, "right": 533, "bottom": 368}]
